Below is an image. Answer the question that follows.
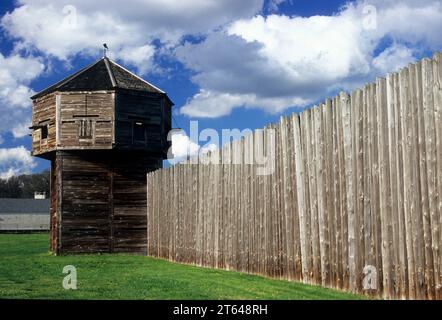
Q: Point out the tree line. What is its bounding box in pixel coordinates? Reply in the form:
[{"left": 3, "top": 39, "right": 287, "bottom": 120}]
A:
[{"left": 0, "top": 170, "right": 50, "bottom": 198}]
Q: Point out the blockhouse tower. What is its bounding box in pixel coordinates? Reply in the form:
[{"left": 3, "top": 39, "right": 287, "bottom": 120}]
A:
[{"left": 30, "top": 57, "right": 173, "bottom": 254}]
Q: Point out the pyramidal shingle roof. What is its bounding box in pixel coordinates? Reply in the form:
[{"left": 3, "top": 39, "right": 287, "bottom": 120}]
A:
[{"left": 31, "top": 57, "right": 165, "bottom": 99}]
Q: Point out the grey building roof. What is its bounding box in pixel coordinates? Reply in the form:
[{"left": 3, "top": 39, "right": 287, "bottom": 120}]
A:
[
  {"left": 31, "top": 57, "right": 168, "bottom": 99},
  {"left": 0, "top": 198, "right": 50, "bottom": 214}
]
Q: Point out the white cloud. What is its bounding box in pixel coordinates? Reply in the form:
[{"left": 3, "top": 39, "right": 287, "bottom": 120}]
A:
[
  {"left": 170, "top": 130, "right": 217, "bottom": 164},
  {"left": 0, "top": 54, "right": 43, "bottom": 108},
  {"left": 118, "top": 45, "right": 156, "bottom": 75},
  {"left": 177, "top": 0, "right": 442, "bottom": 117},
  {"left": 0, "top": 0, "right": 262, "bottom": 141},
  {"left": 372, "top": 44, "right": 415, "bottom": 75},
  {"left": 181, "top": 90, "right": 247, "bottom": 118},
  {"left": 370, "top": 0, "right": 442, "bottom": 47},
  {"left": 172, "top": 130, "right": 201, "bottom": 159},
  {"left": 0, "top": 146, "right": 37, "bottom": 179},
  {"left": 11, "top": 123, "right": 32, "bottom": 139},
  {"left": 1, "top": 0, "right": 263, "bottom": 73},
  {"left": 181, "top": 90, "right": 306, "bottom": 118},
  {"left": 228, "top": 13, "right": 372, "bottom": 82},
  {"left": 0, "top": 53, "right": 44, "bottom": 138},
  {"left": 2, "top": 0, "right": 442, "bottom": 127}
]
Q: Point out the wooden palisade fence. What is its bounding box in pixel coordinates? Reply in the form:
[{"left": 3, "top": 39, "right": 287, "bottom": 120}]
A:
[{"left": 147, "top": 53, "right": 442, "bottom": 299}]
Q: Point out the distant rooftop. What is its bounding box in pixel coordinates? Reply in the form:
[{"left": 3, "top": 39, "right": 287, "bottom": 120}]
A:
[
  {"left": 31, "top": 57, "right": 166, "bottom": 99},
  {"left": 0, "top": 198, "right": 50, "bottom": 214}
]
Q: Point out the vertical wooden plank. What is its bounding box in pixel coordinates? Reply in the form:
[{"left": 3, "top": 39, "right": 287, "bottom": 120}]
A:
[
  {"left": 273, "top": 122, "right": 281, "bottom": 278},
  {"left": 192, "top": 158, "right": 198, "bottom": 264},
  {"left": 210, "top": 155, "right": 216, "bottom": 266},
  {"left": 378, "top": 76, "right": 394, "bottom": 299},
  {"left": 421, "top": 58, "right": 436, "bottom": 299},
  {"left": 270, "top": 124, "right": 277, "bottom": 277},
  {"left": 151, "top": 171, "right": 156, "bottom": 257},
  {"left": 208, "top": 151, "right": 214, "bottom": 266},
  {"left": 400, "top": 66, "right": 417, "bottom": 299},
  {"left": 236, "top": 139, "right": 242, "bottom": 272},
  {"left": 432, "top": 52, "right": 442, "bottom": 299},
  {"left": 187, "top": 163, "right": 192, "bottom": 264},
  {"left": 368, "top": 82, "right": 383, "bottom": 295},
  {"left": 255, "top": 129, "right": 265, "bottom": 275},
  {"left": 251, "top": 132, "right": 258, "bottom": 275},
  {"left": 179, "top": 164, "right": 183, "bottom": 261},
  {"left": 374, "top": 80, "right": 384, "bottom": 295},
  {"left": 387, "top": 72, "right": 402, "bottom": 298},
  {"left": 394, "top": 70, "right": 409, "bottom": 299},
  {"left": 197, "top": 152, "right": 203, "bottom": 266},
  {"left": 332, "top": 95, "right": 343, "bottom": 288},
  {"left": 220, "top": 146, "right": 225, "bottom": 269},
  {"left": 222, "top": 142, "right": 231, "bottom": 270},
  {"left": 156, "top": 170, "right": 161, "bottom": 257},
  {"left": 342, "top": 91, "right": 356, "bottom": 292},
  {"left": 329, "top": 96, "right": 336, "bottom": 288},
  {"left": 338, "top": 93, "right": 349, "bottom": 290},
  {"left": 163, "top": 169, "right": 167, "bottom": 259},
  {"left": 324, "top": 99, "right": 335, "bottom": 288},
  {"left": 364, "top": 84, "right": 376, "bottom": 296},
  {"left": 299, "top": 110, "right": 312, "bottom": 283},
  {"left": 304, "top": 109, "right": 316, "bottom": 283},
  {"left": 216, "top": 148, "right": 221, "bottom": 269},
  {"left": 315, "top": 104, "right": 330, "bottom": 287},
  {"left": 288, "top": 113, "right": 302, "bottom": 281},
  {"left": 280, "top": 116, "right": 294, "bottom": 279},
  {"left": 151, "top": 170, "right": 156, "bottom": 257},
  {"left": 410, "top": 61, "right": 427, "bottom": 299},
  {"left": 208, "top": 152, "right": 214, "bottom": 267},
  {"left": 292, "top": 113, "right": 308, "bottom": 282},
  {"left": 309, "top": 107, "right": 321, "bottom": 284},
  {"left": 350, "top": 89, "right": 363, "bottom": 293},
  {"left": 178, "top": 164, "right": 183, "bottom": 263},
  {"left": 264, "top": 127, "right": 271, "bottom": 276},
  {"left": 352, "top": 89, "right": 365, "bottom": 293},
  {"left": 361, "top": 85, "right": 369, "bottom": 283},
  {"left": 244, "top": 133, "right": 253, "bottom": 274},
  {"left": 148, "top": 171, "right": 152, "bottom": 256},
  {"left": 241, "top": 138, "right": 247, "bottom": 272}
]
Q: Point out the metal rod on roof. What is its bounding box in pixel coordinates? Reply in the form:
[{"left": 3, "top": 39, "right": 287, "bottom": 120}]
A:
[{"left": 103, "top": 43, "right": 109, "bottom": 58}]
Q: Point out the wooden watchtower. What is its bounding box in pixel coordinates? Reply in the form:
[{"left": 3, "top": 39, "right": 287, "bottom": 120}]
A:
[{"left": 30, "top": 57, "right": 173, "bottom": 254}]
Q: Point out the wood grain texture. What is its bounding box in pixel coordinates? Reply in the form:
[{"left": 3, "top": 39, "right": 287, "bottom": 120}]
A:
[
  {"left": 146, "top": 55, "right": 441, "bottom": 300},
  {"left": 52, "top": 151, "right": 161, "bottom": 255},
  {"left": 33, "top": 82, "right": 172, "bottom": 255}
]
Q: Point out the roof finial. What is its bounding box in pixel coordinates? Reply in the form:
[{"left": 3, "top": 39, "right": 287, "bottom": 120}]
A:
[{"left": 103, "top": 43, "right": 109, "bottom": 58}]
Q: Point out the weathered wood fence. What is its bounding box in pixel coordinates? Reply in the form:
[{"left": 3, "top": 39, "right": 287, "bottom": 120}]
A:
[{"left": 147, "top": 53, "right": 442, "bottom": 299}]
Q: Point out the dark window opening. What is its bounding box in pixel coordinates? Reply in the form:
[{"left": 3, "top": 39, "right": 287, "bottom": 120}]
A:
[
  {"left": 79, "top": 119, "right": 93, "bottom": 139},
  {"left": 73, "top": 114, "right": 99, "bottom": 118},
  {"left": 41, "top": 126, "right": 48, "bottom": 139},
  {"left": 133, "top": 122, "right": 147, "bottom": 144}
]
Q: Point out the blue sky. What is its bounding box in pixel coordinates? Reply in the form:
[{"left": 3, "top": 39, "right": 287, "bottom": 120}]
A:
[{"left": 0, "top": 0, "right": 441, "bottom": 177}]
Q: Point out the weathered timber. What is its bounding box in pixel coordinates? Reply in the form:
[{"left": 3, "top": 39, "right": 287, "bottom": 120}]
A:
[
  {"left": 31, "top": 57, "right": 172, "bottom": 254},
  {"left": 147, "top": 54, "right": 442, "bottom": 300}
]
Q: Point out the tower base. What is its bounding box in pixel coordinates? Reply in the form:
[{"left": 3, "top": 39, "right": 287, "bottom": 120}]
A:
[{"left": 50, "top": 150, "right": 161, "bottom": 255}]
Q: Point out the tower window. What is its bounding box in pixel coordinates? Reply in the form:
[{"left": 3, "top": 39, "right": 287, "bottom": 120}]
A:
[
  {"left": 41, "top": 125, "right": 48, "bottom": 140},
  {"left": 79, "top": 119, "right": 93, "bottom": 139},
  {"left": 133, "top": 122, "right": 146, "bottom": 144}
]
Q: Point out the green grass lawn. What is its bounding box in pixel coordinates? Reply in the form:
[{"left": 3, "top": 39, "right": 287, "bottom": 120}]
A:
[{"left": 0, "top": 233, "right": 364, "bottom": 300}]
